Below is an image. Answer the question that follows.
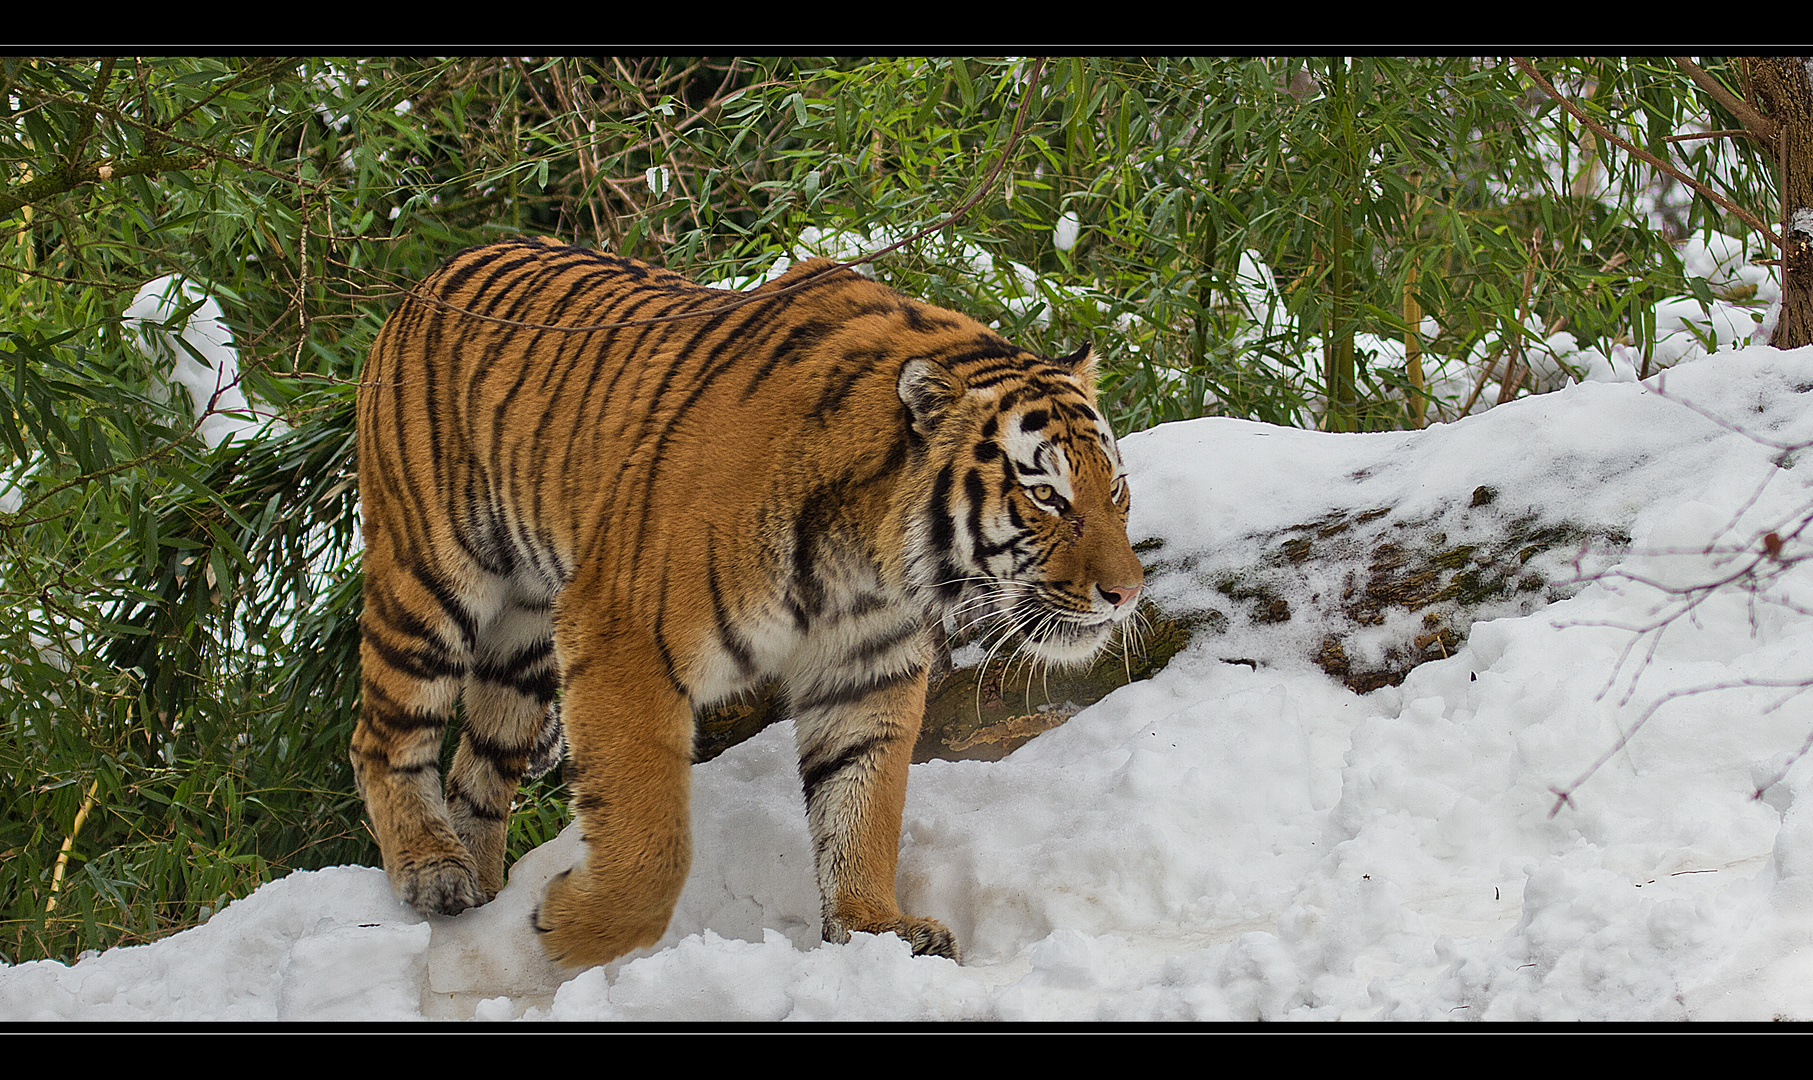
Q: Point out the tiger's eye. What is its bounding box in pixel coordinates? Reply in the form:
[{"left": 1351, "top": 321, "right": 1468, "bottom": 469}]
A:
[{"left": 1031, "top": 484, "right": 1056, "bottom": 503}]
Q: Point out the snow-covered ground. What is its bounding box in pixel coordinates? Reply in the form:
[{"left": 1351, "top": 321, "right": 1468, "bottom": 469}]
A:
[{"left": 6, "top": 340, "right": 1813, "bottom": 1022}]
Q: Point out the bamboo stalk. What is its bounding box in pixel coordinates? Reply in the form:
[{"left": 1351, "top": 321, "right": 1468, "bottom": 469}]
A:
[
  {"left": 1403, "top": 172, "right": 1426, "bottom": 428},
  {"left": 1324, "top": 58, "right": 1359, "bottom": 433},
  {"left": 45, "top": 778, "right": 100, "bottom": 914},
  {"left": 1405, "top": 264, "right": 1424, "bottom": 427},
  {"left": 1496, "top": 227, "right": 1544, "bottom": 406}
]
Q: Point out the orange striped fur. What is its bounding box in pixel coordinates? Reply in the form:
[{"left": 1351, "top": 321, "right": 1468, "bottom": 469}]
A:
[{"left": 354, "top": 237, "right": 1143, "bottom": 967}]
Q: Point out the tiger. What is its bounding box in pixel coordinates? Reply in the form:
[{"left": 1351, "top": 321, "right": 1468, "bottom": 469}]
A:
[{"left": 352, "top": 236, "right": 1144, "bottom": 968}]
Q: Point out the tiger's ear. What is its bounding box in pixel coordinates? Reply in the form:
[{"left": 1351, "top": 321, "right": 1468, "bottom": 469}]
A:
[
  {"left": 898, "top": 357, "right": 964, "bottom": 437},
  {"left": 1055, "top": 343, "right": 1099, "bottom": 397}
]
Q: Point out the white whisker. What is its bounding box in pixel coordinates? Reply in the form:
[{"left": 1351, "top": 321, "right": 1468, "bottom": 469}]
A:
[{"left": 972, "top": 608, "right": 1028, "bottom": 722}]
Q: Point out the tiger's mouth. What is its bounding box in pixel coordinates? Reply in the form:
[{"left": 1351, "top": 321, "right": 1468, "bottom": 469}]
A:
[{"left": 992, "top": 584, "right": 1124, "bottom": 667}]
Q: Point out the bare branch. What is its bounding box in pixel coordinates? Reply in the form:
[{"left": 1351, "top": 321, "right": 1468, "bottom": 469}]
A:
[
  {"left": 1551, "top": 676, "right": 1813, "bottom": 816},
  {"left": 1672, "top": 56, "right": 1780, "bottom": 143},
  {"left": 1664, "top": 128, "right": 1765, "bottom": 144},
  {"left": 1646, "top": 371, "right": 1813, "bottom": 452},
  {"left": 1543, "top": 377, "right": 1813, "bottom": 810}
]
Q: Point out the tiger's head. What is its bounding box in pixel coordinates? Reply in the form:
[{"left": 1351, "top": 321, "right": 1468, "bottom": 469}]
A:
[{"left": 899, "top": 342, "right": 1144, "bottom": 666}]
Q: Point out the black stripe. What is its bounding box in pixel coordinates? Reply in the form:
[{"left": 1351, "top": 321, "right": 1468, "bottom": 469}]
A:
[
  {"left": 361, "top": 618, "right": 463, "bottom": 683},
  {"left": 999, "top": 382, "right": 1082, "bottom": 411},
  {"left": 472, "top": 635, "right": 553, "bottom": 678},
  {"left": 809, "top": 349, "right": 884, "bottom": 420},
  {"left": 651, "top": 572, "right": 692, "bottom": 700},
  {"left": 936, "top": 557, "right": 965, "bottom": 601},
  {"left": 472, "top": 660, "right": 558, "bottom": 703},
  {"left": 963, "top": 468, "right": 996, "bottom": 562},
  {"left": 360, "top": 695, "right": 447, "bottom": 733},
  {"left": 742, "top": 318, "right": 834, "bottom": 400},
  {"left": 927, "top": 464, "right": 955, "bottom": 553},
  {"left": 458, "top": 727, "right": 533, "bottom": 769},
  {"left": 848, "top": 591, "right": 889, "bottom": 616},
  {"left": 851, "top": 619, "right": 925, "bottom": 665},
  {"left": 707, "top": 536, "right": 757, "bottom": 677},
  {"left": 935, "top": 344, "right": 1023, "bottom": 372},
  {"left": 406, "top": 559, "right": 478, "bottom": 650},
  {"left": 899, "top": 302, "right": 965, "bottom": 334},
  {"left": 791, "top": 480, "right": 840, "bottom": 619},
  {"left": 448, "top": 792, "right": 510, "bottom": 821},
  {"left": 460, "top": 253, "right": 554, "bottom": 317},
  {"left": 792, "top": 663, "right": 923, "bottom": 715},
  {"left": 800, "top": 735, "right": 889, "bottom": 807},
  {"left": 434, "top": 244, "right": 534, "bottom": 300},
  {"left": 574, "top": 787, "right": 608, "bottom": 818}
]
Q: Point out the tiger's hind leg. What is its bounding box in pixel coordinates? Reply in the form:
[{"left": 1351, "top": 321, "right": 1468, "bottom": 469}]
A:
[
  {"left": 534, "top": 622, "right": 694, "bottom": 968},
  {"left": 789, "top": 658, "right": 958, "bottom": 960},
  {"left": 446, "top": 594, "right": 560, "bottom": 899},
  {"left": 352, "top": 537, "right": 494, "bottom": 916}
]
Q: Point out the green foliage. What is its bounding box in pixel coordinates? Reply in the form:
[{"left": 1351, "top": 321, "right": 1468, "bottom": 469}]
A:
[{"left": 0, "top": 56, "right": 1777, "bottom": 963}]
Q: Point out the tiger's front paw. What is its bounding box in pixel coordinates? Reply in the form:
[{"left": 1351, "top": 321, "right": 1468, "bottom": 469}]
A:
[
  {"left": 892, "top": 916, "right": 959, "bottom": 961},
  {"left": 532, "top": 867, "right": 672, "bottom": 969},
  {"left": 391, "top": 852, "right": 489, "bottom": 916},
  {"left": 828, "top": 914, "right": 960, "bottom": 962}
]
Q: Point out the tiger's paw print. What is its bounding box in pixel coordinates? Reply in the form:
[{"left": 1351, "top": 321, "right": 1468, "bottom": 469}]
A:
[{"left": 393, "top": 852, "right": 488, "bottom": 916}]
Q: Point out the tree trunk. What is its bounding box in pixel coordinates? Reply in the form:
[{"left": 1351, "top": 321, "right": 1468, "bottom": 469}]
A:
[{"left": 1750, "top": 58, "right": 1813, "bottom": 350}]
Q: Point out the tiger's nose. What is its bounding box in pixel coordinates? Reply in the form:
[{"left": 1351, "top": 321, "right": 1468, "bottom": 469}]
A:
[{"left": 1098, "top": 582, "right": 1142, "bottom": 608}]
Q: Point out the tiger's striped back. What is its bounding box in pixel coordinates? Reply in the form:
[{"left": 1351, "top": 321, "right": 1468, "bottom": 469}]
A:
[{"left": 353, "top": 237, "right": 1142, "bottom": 967}]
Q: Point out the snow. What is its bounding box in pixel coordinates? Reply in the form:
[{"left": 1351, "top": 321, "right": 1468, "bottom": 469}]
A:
[
  {"left": 122, "top": 275, "right": 279, "bottom": 448},
  {"left": 9, "top": 342, "right": 1813, "bottom": 1022}
]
